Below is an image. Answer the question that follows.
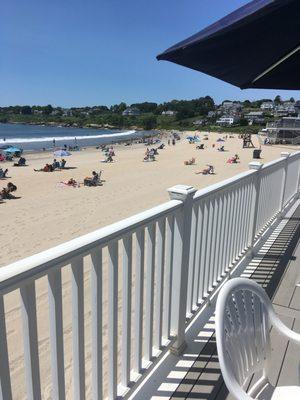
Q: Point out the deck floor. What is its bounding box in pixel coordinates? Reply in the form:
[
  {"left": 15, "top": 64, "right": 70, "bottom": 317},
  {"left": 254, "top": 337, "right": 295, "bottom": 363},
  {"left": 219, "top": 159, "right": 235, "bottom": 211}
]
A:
[{"left": 130, "top": 200, "right": 300, "bottom": 400}]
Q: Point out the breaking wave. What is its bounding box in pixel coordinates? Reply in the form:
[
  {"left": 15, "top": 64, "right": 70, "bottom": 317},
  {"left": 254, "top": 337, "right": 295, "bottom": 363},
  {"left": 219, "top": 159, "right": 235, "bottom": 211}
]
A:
[{"left": 0, "top": 130, "right": 137, "bottom": 144}]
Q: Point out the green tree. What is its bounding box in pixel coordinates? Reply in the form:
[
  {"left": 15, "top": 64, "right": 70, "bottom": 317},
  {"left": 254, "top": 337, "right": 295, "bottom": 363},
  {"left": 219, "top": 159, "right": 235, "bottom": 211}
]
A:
[
  {"left": 21, "top": 105, "right": 32, "bottom": 115},
  {"left": 239, "top": 118, "right": 248, "bottom": 126},
  {"left": 140, "top": 115, "right": 157, "bottom": 130},
  {"left": 43, "top": 104, "right": 53, "bottom": 115},
  {"left": 274, "top": 95, "right": 282, "bottom": 105}
]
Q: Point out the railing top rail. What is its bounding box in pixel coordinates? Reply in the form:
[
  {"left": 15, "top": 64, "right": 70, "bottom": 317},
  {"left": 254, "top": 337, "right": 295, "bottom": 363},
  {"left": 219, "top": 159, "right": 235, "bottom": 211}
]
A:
[
  {"left": 193, "top": 169, "right": 255, "bottom": 201},
  {"left": 261, "top": 151, "right": 300, "bottom": 172},
  {"left": 0, "top": 199, "right": 182, "bottom": 294},
  {"left": 261, "top": 156, "right": 285, "bottom": 171}
]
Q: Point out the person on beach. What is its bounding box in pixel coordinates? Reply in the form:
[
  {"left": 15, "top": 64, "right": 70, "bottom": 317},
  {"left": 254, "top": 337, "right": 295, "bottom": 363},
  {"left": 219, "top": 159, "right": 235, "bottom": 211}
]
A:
[
  {"left": 0, "top": 182, "right": 17, "bottom": 199},
  {"left": 52, "top": 159, "right": 60, "bottom": 170},
  {"left": 0, "top": 168, "right": 8, "bottom": 179},
  {"left": 14, "top": 157, "right": 26, "bottom": 166},
  {"left": 84, "top": 171, "right": 101, "bottom": 186},
  {"left": 53, "top": 139, "right": 56, "bottom": 147},
  {"left": 34, "top": 164, "right": 51, "bottom": 172}
]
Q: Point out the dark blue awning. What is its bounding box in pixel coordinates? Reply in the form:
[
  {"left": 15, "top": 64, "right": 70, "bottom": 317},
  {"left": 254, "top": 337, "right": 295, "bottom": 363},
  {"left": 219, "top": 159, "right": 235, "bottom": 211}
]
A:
[{"left": 157, "top": 0, "right": 300, "bottom": 90}]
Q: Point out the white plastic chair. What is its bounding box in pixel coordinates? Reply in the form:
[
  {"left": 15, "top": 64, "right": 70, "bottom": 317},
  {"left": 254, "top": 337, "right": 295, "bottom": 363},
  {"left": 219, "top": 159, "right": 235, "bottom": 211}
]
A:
[{"left": 215, "top": 278, "right": 300, "bottom": 400}]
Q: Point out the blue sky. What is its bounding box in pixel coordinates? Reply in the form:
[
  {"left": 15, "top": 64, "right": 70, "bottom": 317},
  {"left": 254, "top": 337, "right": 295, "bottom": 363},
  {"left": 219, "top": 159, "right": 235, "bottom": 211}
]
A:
[{"left": 1, "top": 0, "right": 298, "bottom": 107}]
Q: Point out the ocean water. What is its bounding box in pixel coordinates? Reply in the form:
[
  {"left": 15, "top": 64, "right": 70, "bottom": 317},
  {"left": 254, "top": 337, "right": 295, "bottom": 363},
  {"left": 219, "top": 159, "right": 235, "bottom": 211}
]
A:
[{"left": 0, "top": 123, "right": 153, "bottom": 151}]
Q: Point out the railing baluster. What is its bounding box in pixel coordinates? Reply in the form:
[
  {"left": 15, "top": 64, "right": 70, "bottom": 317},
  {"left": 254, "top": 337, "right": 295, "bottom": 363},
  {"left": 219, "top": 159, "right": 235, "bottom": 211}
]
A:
[
  {"left": 0, "top": 295, "right": 12, "bottom": 400},
  {"left": 154, "top": 219, "right": 165, "bottom": 349},
  {"left": 71, "top": 257, "right": 85, "bottom": 400},
  {"left": 163, "top": 215, "right": 174, "bottom": 340},
  {"left": 201, "top": 199, "right": 209, "bottom": 298},
  {"left": 225, "top": 189, "right": 234, "bottom": 271},
  {"left": 20, "top": 281, "right": 41, "bottom": 400},
  {"left": 219, "top": 190, "right": 229, "bottom": 277},
  {"left": 230, "top": 186, "right": 239, "bottom": 265},
  {"left": 145, "top": 223, "right": 155, "bottom": 363},
  {"left": 196, "top": 201, "right": 205, "bottom": 302},
  {"left": 48, "top": 269, "right": 65, "bottom": 400},
  {"left": 192, "top": 204, "right": 201, "bottom": 308},
  {"left": 214, "top": 194, "right": 223, "bottom": 283},
  {"left": 206, "top": 197, "right": 214, "bottom": 293},
  {"left": 108, "top": 241, "right": 118, "bottom": 399},
  {"left": 249, "top": 162, "right": 263, "bottom": 249},
  {"left": 91, "top": 249, "right": 102, "bottom": 400},
  {"left": 134, "top": 229, "right": 145, "bottom": 374},
  {"left": 122, "top": 235, "right": 132, "bottom": 387},
  {"left": 211, "top": 195, "right": 220, "bottom": 287},
  {"left": 236, "top": 183, "right": 244, "bottom": 257},
  {"left": 186, "top": 206, "right": 197, "bottom": 316}
]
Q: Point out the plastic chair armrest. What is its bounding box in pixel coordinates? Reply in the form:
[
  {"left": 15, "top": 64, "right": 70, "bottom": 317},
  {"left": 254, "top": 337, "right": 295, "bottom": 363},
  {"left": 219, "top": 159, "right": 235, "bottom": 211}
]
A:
[{"left": 270, "top": 310, "right": 300, "bottom": 345}]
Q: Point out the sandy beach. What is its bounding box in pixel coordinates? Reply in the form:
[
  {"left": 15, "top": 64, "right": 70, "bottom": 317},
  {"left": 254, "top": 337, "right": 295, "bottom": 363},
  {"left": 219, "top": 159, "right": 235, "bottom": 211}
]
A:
[
  {"left": 0, "top": 131, "right": 293, "bottom": 267},
  {"left": 0, "top": 131, "right": 297, "bottom": 399}
]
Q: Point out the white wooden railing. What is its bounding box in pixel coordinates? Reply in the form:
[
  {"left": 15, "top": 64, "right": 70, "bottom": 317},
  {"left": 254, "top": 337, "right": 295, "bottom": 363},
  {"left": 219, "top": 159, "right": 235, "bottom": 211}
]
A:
[{"left": 0, "top": 152, "right": 300, "bottom": 400}]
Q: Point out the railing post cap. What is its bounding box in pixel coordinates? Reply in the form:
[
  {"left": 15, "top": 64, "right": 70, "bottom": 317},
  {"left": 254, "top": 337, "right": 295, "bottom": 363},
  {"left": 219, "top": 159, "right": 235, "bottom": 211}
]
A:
[
  {"left": 249, "top": 161, "right": 263, "bottom": 171},
  {"left": 168, "top": 184, "right": 197, "bottom": 201},
  {"left": 281, "top": 151, "right": 290, "bottom": 158}
]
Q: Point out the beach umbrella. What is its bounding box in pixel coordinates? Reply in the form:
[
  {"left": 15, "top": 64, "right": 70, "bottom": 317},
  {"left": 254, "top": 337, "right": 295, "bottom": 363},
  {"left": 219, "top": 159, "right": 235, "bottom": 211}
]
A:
[
  {"left": 186, "top": 136, "right": 195, "bottom": 140},
  {"left": 157, "top": 0, "right": 300, "bottom": 90},
  {"left": 4, "top": 147, "right": 22, "bottom": 154},
  {"left": 217, "top": 138, "right": 225, "bottom": 142},
  {"left": 53, "top": 150, "right": 72, "bottom": 157}
]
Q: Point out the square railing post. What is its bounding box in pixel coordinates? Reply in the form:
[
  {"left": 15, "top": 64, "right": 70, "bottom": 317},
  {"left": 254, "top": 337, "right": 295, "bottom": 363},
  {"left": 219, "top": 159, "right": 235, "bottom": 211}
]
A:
[
  {"left": 279, "top": 152, "right": 290, "bottom": 215},
  {"left": 249, "top": 162, "right": 263, "bottom": 253},
  {"left": 168, "top": 185, "right": 196, "bottom": 355}
]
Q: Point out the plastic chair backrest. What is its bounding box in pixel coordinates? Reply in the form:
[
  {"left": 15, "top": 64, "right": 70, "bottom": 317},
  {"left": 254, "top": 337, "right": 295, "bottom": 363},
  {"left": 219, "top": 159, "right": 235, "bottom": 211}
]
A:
[{"left": 216, "top": 278, "right": 272, "bottom": 391}]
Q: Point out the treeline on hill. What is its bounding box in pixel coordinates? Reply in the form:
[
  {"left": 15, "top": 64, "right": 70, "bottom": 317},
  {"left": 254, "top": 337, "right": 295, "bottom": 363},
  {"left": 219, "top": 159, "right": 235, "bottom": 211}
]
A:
[
  {"left": 0, "top": 97, "right": 216, "bottom": 130},
  {"left": 0, "top": 96, "right": 289, "bottom": 130}
]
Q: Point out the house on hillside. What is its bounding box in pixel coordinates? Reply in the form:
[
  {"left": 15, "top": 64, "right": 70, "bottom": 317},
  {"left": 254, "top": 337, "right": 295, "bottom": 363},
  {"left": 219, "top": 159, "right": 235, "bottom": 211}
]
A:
[
  {"left": 260, "top": 101, "right": 274, "bottom": 110},
  {"left": 122, "top": 107, "right": 141, "bottom": 116},
  {"left": 161, "top": 110, "right": 177, "bottom": 116},
  {"left": 216, "top": 116, "right": 238, "bottom": 126},
  {"left": 245, "top": 111, "right": 265, "bottom": 125}
]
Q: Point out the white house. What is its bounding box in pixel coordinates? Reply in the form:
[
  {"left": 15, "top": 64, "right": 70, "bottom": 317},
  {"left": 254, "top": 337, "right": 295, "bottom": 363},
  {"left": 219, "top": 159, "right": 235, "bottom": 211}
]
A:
[
  {"left": 161, "top": 110, "right": 177, "bottom": 116},
  {"left": 245, "top": 111, "right": 265, "bottom": 124},
  {"left": 122, "top": 107, "right": 141, "bottom": 116},
  {"left": 260, "top": 102, "right": 274, "bottom": 110},
  {"left": 216, "top": 116, "right": 237, "bottom": 126}
]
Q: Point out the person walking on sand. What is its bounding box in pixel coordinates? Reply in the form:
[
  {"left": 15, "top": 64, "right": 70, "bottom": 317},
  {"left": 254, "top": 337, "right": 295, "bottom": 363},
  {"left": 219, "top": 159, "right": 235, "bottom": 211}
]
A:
[{"left": 53, "top": 138, "right": 56, "bottom": 148}]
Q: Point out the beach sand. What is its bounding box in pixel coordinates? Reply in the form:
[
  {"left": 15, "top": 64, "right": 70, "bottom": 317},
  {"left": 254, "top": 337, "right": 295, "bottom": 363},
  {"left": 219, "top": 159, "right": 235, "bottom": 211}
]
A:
[{"left": 0, "top": 132, "right": 297, "bottom": 399}]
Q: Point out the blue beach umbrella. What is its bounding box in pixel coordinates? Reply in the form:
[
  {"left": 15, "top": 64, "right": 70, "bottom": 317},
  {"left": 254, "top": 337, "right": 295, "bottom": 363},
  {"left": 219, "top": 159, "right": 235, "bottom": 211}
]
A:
[
  {"left": 4, "top": 147, "right": 23, "bottom": 154},
  {"left": 157, "top": 0, "right": 300, "bottom": 90},
  {"left": 53, "top": 150, "right": 72, "bottom": 157}
]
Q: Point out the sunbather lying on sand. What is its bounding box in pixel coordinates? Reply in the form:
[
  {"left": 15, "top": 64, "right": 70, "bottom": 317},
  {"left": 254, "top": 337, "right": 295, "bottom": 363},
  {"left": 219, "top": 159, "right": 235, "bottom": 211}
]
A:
[
  {"left": 34, "top": 164, "right": 53, "bottom": 172},
  {"left": 195, "top": 165, "right": 215, "bottom": 175},
  {"left": 60, "top": 178, "right": 79, "bottom": 187},
  {"left": 184, "top": 157, "right": 195, "bottom": 165},
  {"left": 227, "top": 154, "right": 239, "bottom": 164}
]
